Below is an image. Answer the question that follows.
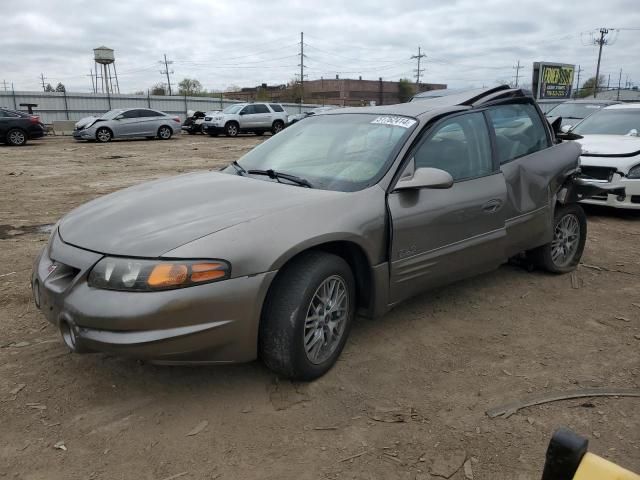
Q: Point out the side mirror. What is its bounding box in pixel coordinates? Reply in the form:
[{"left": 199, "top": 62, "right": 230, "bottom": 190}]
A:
[
  {"left": 626, "top": 128, "right": 638, "bottom": 137},
  {"left": 561, "top": 124, "right": 572, "bottom": 133},
  {"left": 395, "top": 167, "right": 454, "bottom": 191},
  {"left": 114, "top": 115, "right": 124, "bottom": 120},
  {"left": 239, "top": 110, "right": 247, "bottom": 115}
]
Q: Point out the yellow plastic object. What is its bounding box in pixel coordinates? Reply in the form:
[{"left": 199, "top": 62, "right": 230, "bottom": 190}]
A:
[{"left": 573, "top": 453, "right": 640, "bottom": 480}]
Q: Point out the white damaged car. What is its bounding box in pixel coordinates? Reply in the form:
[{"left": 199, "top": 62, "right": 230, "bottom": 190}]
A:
[{"left": 570, "top": 103, "right": 640, "bottom": 209}]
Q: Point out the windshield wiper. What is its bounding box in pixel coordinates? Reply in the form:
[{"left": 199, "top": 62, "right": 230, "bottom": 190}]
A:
[
  {"left": 230, "top": 160, "right": 247, "bottom": 176},
  {"left": 247, "top": 169, "right": 313, "bottom": 188}
]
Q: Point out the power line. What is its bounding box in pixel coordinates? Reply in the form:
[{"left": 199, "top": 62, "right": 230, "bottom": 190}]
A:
[
  {"left": 513, "top": 60, "right": 523, "bottom": 87},
  {"left": 159, "top": 54, "right": 174, "bottom": 95},
  {"left": 411, "top": 46, "right": 426, "bottom": 91}
]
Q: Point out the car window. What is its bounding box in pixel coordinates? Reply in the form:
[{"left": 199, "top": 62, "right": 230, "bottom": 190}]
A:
[
  {"left": 487, "top": 103, "right": 549, "bottom": 164},
  {"left": 413, "top": 112, "right": 493, "bottom": 181},
  {"left": 254, "top": 104, "right": 270, "bottom": 114},
  {"left": 269, "top": 104, "right": 284, "bottom": 112},
  {"left": 546, "top": 102, "right": 605, "bottom": 120},
  {"left": 572, "top": 109, "right": 640, "bottom": 135},
  {"left": 121, "top": 110, "right": 142, "bottom": 119},
  {"left": 0, "top": 110, "right": 19, "bottom": 118},
  {"left": 241, "top": 105, "right": 255, "bottom": 115},
  {"left": 223, "top": 104, "right": 244, "bottom": 114},
  {"left": 140, "top": 109, "right": 162, "bottom": 117}
]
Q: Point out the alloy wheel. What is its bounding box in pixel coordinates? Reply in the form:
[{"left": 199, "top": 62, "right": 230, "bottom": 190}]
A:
[
  {"left": 9, "top": 130, "right": 26, "bottom": 145},
  {"left": 551, "top": 213, "right": 580, "bottom": 267},
  {"left": 303, "top": 275, "right": 349, "bottom": 365},
  {"left": 159, "top": 127, "right": 171, "bottom": 139},
  {"left": 97, "top": 129, "right": 111, "bottom": 142}
]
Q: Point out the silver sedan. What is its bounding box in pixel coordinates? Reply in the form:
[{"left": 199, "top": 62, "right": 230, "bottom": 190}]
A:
[{"left": 73, "top": 108, "right": 182, "bottom": 142}]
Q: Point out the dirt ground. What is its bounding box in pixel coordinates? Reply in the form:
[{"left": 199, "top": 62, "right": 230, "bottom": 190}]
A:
[{"left": 1, "top": 135, "right": 639, "bottom": 480}]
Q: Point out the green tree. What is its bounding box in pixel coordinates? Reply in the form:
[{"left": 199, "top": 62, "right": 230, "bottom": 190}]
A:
[
  {"left": 398, "top": 78, "right": 414, "bottom": 103},
  {"left": 151, "top": 83, "right": 166, "bottom": 96},
  {"left": 576, "top": 75, "right": 605, "bottom": 98},
  {"left": 55, "top": 82, "right": 66, "bottom": 92},
  {"left": 178, "top": 78, "right": 202, "bottom": 96},
  {"left": 44, "top": 83, "right": 55, "bottom": 92}
]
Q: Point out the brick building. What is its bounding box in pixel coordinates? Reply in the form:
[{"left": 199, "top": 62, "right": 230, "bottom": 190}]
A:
[{"left": 225, "top": 77, "right": 447, "bottom": 106}]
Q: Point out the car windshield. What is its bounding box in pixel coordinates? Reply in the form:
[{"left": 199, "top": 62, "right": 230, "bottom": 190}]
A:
[
  {"left": 229, "top": 114, "right": 417, "bottom": 192},
  {"left": 223, "top": 105, "right": 244, "bottom": 114},
  {"left": 572, "top": 109, "right": 640, "bottom": 135},
  {"left": 538, "top": 102, "right": 562, "bottom": 114},
  {"left": 100, "top": 110, "right": 124, "bottom": 120},
  {"left": 546, "top": 102, "right": 605, "bottom": 120}
]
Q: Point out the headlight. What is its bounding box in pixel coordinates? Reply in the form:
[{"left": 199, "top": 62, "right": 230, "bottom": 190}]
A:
[
  {"left": 628, "top": 164, "right": 640, "bottom": 179},
  {"left": 88, "top": 257, "right": 230, "bottom": 291}
]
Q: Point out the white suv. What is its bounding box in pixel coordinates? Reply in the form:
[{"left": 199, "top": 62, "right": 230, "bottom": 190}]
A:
[{"left": 202, "top": 103, "right": 288, "bottom": 137}]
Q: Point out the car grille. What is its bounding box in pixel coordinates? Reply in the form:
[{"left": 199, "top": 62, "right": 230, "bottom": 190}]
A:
[
  {"left": 205, "top": 117, "right": 212, "bottom": 121},
  {"left": 579, "top": 166, "right": 616, "bottom": 182}
]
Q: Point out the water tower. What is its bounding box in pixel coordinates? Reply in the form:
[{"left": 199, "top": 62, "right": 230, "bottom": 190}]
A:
[{"left": 93, "top": 46, "right": 120, "bottom": 94}]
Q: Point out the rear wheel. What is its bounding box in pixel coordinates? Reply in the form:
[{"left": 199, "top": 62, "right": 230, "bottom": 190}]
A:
[
  {"left": 95, "top": 127, "right": 112, "bottom": 143},
  {"left": 531, "top": 203, "right": 586, "bottom": 273},
  {"left": 157, "top": 126, "right": 172, "bottom": 140},
  {"left": 225, "top": 122, "right": 239, "bottom": 137},
  {"left": 259, "top": 252, "right": 355, "bottom": 380},
  {"left": 6, "top": 128, "right": 27, "bottom": 146},
  {"left": 271, "top": 120, "right": 285, "bottom": 135}
]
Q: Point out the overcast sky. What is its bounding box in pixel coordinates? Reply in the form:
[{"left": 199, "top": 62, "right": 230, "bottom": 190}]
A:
[{"left": 2, "top": 0, "right": 639, "bottom": 94}]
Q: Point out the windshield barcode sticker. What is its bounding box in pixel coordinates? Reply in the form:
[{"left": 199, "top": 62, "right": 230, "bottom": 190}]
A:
[{"left": 371, "top": 116, "right": 417, "bottom": 128}]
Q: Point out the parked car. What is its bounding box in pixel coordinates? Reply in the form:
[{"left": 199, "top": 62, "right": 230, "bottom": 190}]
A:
[
  {"left": 0, "top": 107, "right": 46, "bottom": 146},
  {"left": 545, "top": 99, "right": 620, "bottom": 131},
  {"left": 569, "top": 103, "right": 640, "bottom": 209},
  {"left": 73, "top": 108, "right": 181, "bottom": 142},
  {"left": 33, "top": 86, "right": 615, "bottom": 380},
  {"left": 181, "top": 110, "right": 209, "bottom": 134},
  {"left": 201, "top": 102, "right": 288, "bottom": 137},
  {"left": 537, "top": 99, "right": 565, "bottom": 114},
  {"left": 288, "top": 106, "right": 338, "bottom": 124}
]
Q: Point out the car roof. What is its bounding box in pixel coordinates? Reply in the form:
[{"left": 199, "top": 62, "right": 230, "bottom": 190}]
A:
[
  {"left": 323, "top": 85, "right": 527, "bottom": 118},
  {"left": 603, "top": 102, "right": 640, "bottom": 110},
  {"left": 561, "top": 99, "right": 620, "bottom": 104}
]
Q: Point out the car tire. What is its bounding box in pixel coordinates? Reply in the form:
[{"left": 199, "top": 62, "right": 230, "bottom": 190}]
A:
[
  {"left": 187, "top": 130, "right": 196, "bottom": 135},
  {"left": 95, "top": 127, "right": 112, "bottom": 143},
  {"left": 6, "top": 128, "right": 27, "bottom": 146},
  {"left": 530, "top": 203, "right": 587, "bottom": 274},
  {"left": 225, "top": 122, "right": 239, "bottom": 137},
  {"left": 157, "top": 126, "right": 172, "bottom": 140},
  {"left": 271, "top": 120, "right": 285, "bottom": 135},
  {"left": 259, "top": 251, "right": 355, "bottom": 380}
]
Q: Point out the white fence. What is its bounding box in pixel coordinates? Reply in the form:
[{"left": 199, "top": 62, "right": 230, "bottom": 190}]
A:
[{"left": 0, "top": 91, "right": 318, "bottom": 124}]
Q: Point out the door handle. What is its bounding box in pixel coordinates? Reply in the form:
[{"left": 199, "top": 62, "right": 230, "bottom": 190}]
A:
[{"left": 482, "top": 199, "right": 502, "bottom": 213}]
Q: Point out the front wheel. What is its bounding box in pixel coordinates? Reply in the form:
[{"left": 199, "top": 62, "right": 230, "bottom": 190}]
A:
[
  {"left": 271, "top": 120, "right": 284, "bottom": 135},
  {"left": 531, "top": 203, "right": 587, "bottom": 273},
  {"left": 225, "top": 122, "right": 239, "bottom": 137},
  {"left": 259, "top": 252, "right": 355, "bottom": 380},
  {"left": 6, "top": 128, "right": 27, "bottom": 146},
  {"left": 95, "top": 127, "right": 112, "bottom": 143},
  {"left": 158, "top": 126, "right": 172, "bottom": 140}
]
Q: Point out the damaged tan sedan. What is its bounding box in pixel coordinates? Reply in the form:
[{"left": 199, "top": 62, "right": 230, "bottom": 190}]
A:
[{"left": 32, "top": 86, "right": 616, "bottom": 380}]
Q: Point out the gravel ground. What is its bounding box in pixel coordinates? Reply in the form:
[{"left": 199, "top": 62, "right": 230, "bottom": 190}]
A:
[{"left": 1, "top": 135, "right": 639, "bottom": 480}]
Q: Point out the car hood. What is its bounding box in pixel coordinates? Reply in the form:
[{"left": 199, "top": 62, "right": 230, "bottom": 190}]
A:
[
  {"left": 59, "top": 171, "right": 334, "bottom": 257},
  {"left": 576, "top": 134, "right": 640, "bottom": 170}
]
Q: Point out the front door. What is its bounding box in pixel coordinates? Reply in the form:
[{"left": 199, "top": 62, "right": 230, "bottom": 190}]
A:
[
  {"left": 112, "top": 109, "right": 146, "bottom": 137},
  {"left": 388, "top": 111, "right": 508, "bottom": 304}
]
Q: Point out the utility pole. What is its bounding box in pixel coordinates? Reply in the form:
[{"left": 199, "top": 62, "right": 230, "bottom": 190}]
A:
[
  {"left": 574, "top": 65, "right": 583, "bottom": 98},
  {"left": 1, "top": 80, "right": 8, "bottom": 92},
  {"left": 298, "top": 32, "right": 306, "bottom": 106},
  {"left": 513, "top": 60, "right": 523, "bottom": 87},
  {"left": 617, "top": 69, "right": 622, "bottom": 101},
  {"left": 40, "top": 73, "right": 47, "bottom": 92},
  {"left": 411, "top": 46, "right": 426, "bottom": 92},
  {"left": 160, "top": 54, "right": 174, "bottom": 95},
  {"left": 593, "top": 28, "right": 609, "bottom": 98},
  {"left": 88, "top": 70, "right": 96, "bottom": 93},
  {"left": 607, "top": 73, "right": 610, "bottom": 90}
]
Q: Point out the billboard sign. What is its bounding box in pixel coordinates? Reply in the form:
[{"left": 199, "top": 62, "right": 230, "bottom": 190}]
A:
[{"left": 532, "top": 62, "right": 575, "bottom": 100}]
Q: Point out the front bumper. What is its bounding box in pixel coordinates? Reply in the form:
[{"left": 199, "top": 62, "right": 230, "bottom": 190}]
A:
[
  {"left": 73, "top": 129, "right": 94, "bottom": 140},
  {"left": 202, "top": 123, "right": 224, "bottom": 134},
  {"left": 579, "top": 173, "right": 640, "bottom": 210},
  {"left": 32, "top": 231, "right": 276, "bottom": 363}
]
